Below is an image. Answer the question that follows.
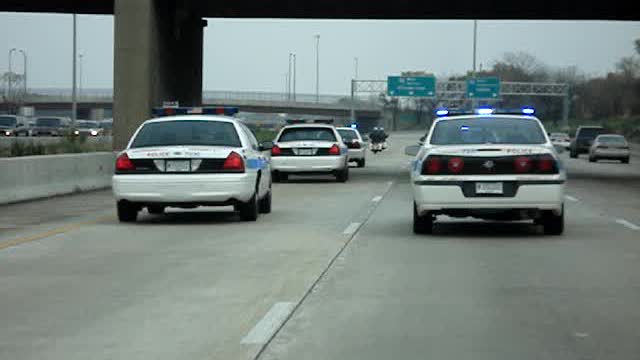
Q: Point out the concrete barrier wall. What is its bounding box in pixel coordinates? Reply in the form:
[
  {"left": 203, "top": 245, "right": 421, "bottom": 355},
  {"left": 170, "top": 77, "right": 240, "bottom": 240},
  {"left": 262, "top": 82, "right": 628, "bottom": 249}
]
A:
[{"left": 0, "top": 152, "right": 115, "bottom": 205}]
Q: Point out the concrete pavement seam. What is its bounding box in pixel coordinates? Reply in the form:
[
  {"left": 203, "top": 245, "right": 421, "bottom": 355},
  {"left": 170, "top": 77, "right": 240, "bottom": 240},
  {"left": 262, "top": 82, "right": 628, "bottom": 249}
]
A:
[{"left": 251, "top": 180, "right": 395, "bottom": 360}]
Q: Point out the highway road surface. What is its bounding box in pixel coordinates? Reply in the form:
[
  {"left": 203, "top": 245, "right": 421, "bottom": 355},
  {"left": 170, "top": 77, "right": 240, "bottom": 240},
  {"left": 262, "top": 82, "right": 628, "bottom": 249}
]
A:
[{"left": 1, "top": 131, "right": 640, "bottom": 360}]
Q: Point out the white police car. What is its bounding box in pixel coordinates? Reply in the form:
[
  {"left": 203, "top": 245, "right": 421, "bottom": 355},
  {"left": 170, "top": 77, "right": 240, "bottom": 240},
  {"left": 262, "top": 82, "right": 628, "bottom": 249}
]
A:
[
  {"left": 406, "top": 108, "right": 566, "bottom": 235},
  {"left": 112, "top": 107, "right": 272, "bottom": 222},
  {"left": 337, "top": 126, "right": 367, "bottom": 168},
  {"left": 270, "top": 121, "right": 350, "bottom": 182}
]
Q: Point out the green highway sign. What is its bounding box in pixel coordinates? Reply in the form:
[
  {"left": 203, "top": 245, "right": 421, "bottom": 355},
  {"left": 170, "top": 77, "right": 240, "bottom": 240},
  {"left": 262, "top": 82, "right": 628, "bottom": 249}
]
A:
[
  {"left": 467, "top": 77, "right": 501, "bottom": 98},
  {"left": 387, "top": 76, "right": 436, "bottom": 97}
]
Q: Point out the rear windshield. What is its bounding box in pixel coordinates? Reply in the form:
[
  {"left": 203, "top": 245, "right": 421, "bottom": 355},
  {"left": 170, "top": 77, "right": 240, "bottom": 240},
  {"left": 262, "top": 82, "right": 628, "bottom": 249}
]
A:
[
  {"left": 598, "top": 136, "right": 626, "bottom": 144},
  {"left": 130, "top": 120, "right": 241, "bottom": 148},
  {"left": 577, "top": 128, "right": 605, "bottom": 139},
  {"left": 278, "top": 127, "right": 337, "bottom": 142},
  {"left": 430, "top": 117, "right": 546, "bottom": 145},
  {"left": 77, "top": 121, "right": 99, "bottom": 128},
  {"left": 338, "top": 129, "right": 359, "bottom": 142},
  {"left": 0, "top": 116, "right": 17, "bottom": 127},
  {"left": 36, "top": 118, "right": 62, "bottom": 127}
]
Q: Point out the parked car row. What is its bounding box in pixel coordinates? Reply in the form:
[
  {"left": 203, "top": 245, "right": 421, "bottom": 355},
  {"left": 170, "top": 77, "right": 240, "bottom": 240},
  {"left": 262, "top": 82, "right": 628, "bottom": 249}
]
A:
[{"left": 0, "top": 114, "right": 113, "bottom": 137}]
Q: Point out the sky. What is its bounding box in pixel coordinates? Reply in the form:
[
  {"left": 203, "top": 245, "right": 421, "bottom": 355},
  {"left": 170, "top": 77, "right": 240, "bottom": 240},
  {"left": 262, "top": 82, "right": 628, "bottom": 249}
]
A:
[{"left": 1, "top": 13, "right": 640, "bottom": 95}]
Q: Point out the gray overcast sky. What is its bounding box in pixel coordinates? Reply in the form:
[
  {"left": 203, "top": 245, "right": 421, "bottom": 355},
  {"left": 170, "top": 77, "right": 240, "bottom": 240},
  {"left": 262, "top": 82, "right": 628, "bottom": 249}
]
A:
[{"left": 1, "top": 13, "right": 640, "bottom": 95}]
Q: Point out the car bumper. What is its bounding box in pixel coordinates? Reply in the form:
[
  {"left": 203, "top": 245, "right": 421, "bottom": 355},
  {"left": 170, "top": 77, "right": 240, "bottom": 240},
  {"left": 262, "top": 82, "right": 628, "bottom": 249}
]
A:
[
  {"left": 271, "top": 155, "right": 346, "bottom": 173},
  {"left": 412, "top": 180, "right": 565, "bottom": 215},
  {"left": 112, "top": 173, "right": 257, "bottom": 204},
  {"left": 347, "top": 148, "right": 366, "bottom": 161},
  {"left": 592, "top": 149, "right": 630, "bottom": 159}
]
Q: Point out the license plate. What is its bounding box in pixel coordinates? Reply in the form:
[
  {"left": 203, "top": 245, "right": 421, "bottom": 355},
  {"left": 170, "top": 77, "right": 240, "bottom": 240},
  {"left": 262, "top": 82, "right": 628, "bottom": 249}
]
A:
[
  {"left": 297, "top": 148, "right": 314, "bottom": 156},
  {"left": 476, "top": 182, "right": 503, "bottom": 194},
  {"left": 166, "top": 160, "right": 190, "bottom": 172}
]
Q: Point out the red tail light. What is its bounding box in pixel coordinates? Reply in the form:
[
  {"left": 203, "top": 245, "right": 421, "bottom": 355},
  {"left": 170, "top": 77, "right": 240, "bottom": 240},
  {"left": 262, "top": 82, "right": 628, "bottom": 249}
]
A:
[
  {"left": 223, "top": 151, "right": 245, "bottom": 172},
  {"left": 422, "top": 157, "right": 442, "bottom": 174},
  {"left": 448, "top": 157, "right": 464, "bottom": 174},
  {"left": 115, "top": 153, "right": 135, "bottom": 171},
  {"left": 514, "top": 156, "right": 532, "bottom": 173},
  {"left": 329, "top": 144, "right": 341, "bottom": 155},
  {"left": 271, "top": 145, "right": 282, "bottom": 156},
  {"left": 537, "top": 156, "right": 555, "bottom": 173}
]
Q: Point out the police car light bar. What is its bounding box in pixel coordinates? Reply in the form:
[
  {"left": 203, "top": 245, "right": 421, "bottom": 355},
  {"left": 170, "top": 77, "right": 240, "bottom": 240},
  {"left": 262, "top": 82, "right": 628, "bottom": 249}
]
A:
[
  {"left": 476, "top": 108, "right": 494, "bottom": 115},
  {"left": 521, "top": 107, "right": 535, "bottom": 115},
  {"left": 152, "top": 107, "right": 239, "bottom": 117},
  {"left": 286, "top": 119, "right": 335, "bottom": 125},
  {"left": 435, "top": 109, "right": 450, "bottom": 117}
]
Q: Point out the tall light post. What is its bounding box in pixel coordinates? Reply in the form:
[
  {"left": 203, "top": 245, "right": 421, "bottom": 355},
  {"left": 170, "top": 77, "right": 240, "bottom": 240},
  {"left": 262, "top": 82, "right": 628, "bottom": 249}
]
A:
[
  {"left": 354, "top": 57, "right": 359, "bottom": 80},
  {"left": 18, "top": 49, "right": 27, "bottom": 96},
  {"left": 471, "top": 20, "right": 478, "bottom": 108},
  {"left": 292, "top": 53, "right": 296, "bottom": 102},
  {"left": 78, "top": 53, "right": 84, "bottom": 98},
  {"left": 288, "top": 53, "right": 293, "bottom": 101},
  {"left": 8, "top": 48, "right": 17, "bottom": 100},
  {"left": 314, "top": 34, "right": 320, "bottom": 103},
  {"left": 71, "top": 13, "right": 78, "bottom": 126}
]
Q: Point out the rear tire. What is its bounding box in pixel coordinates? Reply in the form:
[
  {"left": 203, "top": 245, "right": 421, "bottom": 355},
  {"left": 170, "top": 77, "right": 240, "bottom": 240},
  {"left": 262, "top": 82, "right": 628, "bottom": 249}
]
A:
[
  {"left": 622, "top": 157, "right": 630, "bottom": 164},
  {"left": 117, "top": 201, "right": 138, "bottom": 223},
  {"left": 589, "top": 155, "right": 596, "bottom": 162},
  {"left": 413, "top": 203, "right": 433, "bottom": 234},
  {"left": 239, "top": 193, "right": 259, "bottom": 221},
  {"left": 147, "top": 205, "right": 165, "bottom": 215},
  {"left": 570, "top": 150, "right": 577, "bottom": 158},
  {"left": 272, "top": 171, "right": 281, "bottom": 183},
  {"left": 357, "top": 159, "right": 366, "bottom": 168},
  {"left": 542, "top": 206, "right": 564, "bottom": 236},
  {"left": 336, "top": 166, "right": 349, "bottom": 183},
  {"left": 259, "top": 186, "right": 272, "bottom": 214}
]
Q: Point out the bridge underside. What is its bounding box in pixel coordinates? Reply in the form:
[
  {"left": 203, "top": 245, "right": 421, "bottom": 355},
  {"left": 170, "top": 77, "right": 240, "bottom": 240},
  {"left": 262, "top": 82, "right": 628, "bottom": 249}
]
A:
[{"left": 2, "top": 0, "right": 637, "bottom": 19}]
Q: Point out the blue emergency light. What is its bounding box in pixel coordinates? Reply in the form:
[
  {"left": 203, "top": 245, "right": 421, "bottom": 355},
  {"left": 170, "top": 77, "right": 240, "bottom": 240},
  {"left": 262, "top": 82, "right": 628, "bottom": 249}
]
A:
[
  {"left": 350, "top": 123, "right": 358, "bottom": 129},
  {"left": 475, "top": 108, "right": 494, "bottom": 115},
  {"left": 521, "top": 107, "right": 535, "bottom": 115},
  {"left": 435, "top": 108, "right": 450, "bottom": 117},
  {"left": 152, "top": 107, "right": 239, "bottom": 117}
]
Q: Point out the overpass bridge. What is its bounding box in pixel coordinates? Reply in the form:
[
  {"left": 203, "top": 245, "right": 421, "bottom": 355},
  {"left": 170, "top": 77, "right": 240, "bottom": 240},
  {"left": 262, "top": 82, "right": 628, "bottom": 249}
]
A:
[
  {"left": 4, "top": 90, "right": 382, "bottom": 120},
  {"left": 2, "top": 1, "right": 634, "bottom": 149}
]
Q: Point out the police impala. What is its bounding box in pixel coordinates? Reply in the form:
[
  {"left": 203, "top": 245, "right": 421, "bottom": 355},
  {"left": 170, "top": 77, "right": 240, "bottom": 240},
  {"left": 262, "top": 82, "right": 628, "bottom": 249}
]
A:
[
  {"left": 112, "top": 107, "right": 272, "bottom": 222},
  {"left": 406, "top": 108, "right": 566, "bottom": 235}
]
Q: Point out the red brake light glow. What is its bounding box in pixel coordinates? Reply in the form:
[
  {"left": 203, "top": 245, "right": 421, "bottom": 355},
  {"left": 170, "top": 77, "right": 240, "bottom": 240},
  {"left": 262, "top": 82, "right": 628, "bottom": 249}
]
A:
[
  {"left": 271, "top": 145, "right": 282, "bottom": 156},
  {"left": 423, "top": 157, "right": 442, "bottom": 174},
  {"left": 448, "top": 157, "right": 464, "bottom": 174},
  {"left": 514, "top": 156, "right": 533, "bottom": 173},
  {"left": 537, "top": 156, "right": 555, "bottom": 173},
  {"left": 329, "top": 144, "right": 341, "bottom": 155},
  {"left": 223, "top": 151, "right": 245, "bottom": 172},
  {"left": 115, "top": 153, "right": 135, "bottom": 171}
]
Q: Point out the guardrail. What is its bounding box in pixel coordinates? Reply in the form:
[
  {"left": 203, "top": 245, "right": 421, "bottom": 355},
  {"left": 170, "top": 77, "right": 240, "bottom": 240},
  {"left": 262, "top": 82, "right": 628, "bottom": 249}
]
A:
[{"left": 0, "top": 152, "right": 115, "bottom": 205}]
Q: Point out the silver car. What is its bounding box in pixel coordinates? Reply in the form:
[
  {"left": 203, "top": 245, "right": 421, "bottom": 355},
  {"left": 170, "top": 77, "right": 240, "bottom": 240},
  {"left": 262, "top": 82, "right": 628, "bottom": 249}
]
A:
[{"left": 589, "top": 134, "right": 630, "bottom": 163}]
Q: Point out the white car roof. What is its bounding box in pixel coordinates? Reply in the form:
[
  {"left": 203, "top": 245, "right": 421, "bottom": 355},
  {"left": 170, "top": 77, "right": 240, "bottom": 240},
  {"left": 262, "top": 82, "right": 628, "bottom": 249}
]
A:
[
  {"left": 435, "top": 114, "right": 541, "bottom": 122},
  {"left": 142, "top": 115, "right": 240, "bottom": 125},
  {"left": 281, "top": 124, "right": 336, "bottom": 129}
]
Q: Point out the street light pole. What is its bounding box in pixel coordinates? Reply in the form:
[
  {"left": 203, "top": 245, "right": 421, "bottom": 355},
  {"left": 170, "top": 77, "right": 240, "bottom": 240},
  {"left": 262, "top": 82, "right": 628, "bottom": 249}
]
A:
[
  {"left": 8, "top": 48, "right": 17, "bottom": 101},
  {"left": 291, "top": 53, "right": 296, "bottom": 102},
  {"left": 71, "top": 13, "right": 78, "bottom": 126},
  {"left": 471, "top": 20, "right": 478, "bottom": 109},
  {"left": 315, "top": 35, "right": 320, "bottom": 103},
  {"left": 287, "top": 53, "right": 292, "bottom": 100},
  {"left": 78, "top": 53, "right": 83, "bottom": 98},
  {"left": 18, "top": 49, "right": 27, "bottom": 96},
  {"left": 354, "top": 57, "right": 359, "bottom": 80}
]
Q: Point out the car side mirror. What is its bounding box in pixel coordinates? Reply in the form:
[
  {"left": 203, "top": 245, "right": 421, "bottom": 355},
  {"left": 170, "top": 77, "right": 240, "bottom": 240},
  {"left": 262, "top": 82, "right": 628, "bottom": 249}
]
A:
[
  {"left": 405, "top": 145, "right": 421, "bottom": 156},
  {"left": 259, "top": 141, "right": 274, "bottom": 151}
]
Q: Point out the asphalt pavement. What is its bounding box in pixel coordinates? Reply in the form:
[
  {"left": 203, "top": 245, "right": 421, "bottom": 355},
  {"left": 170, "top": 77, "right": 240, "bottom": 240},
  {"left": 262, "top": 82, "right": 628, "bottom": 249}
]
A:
[{"left": 1, "top": 131, "right": 640, "bottom": 360}]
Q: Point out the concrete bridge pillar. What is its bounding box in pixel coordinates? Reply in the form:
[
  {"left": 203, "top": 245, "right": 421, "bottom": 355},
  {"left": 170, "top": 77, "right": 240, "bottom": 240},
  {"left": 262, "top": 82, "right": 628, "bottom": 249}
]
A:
[{"left": 113, "top": 0, "right": 206, "bottom": 150}]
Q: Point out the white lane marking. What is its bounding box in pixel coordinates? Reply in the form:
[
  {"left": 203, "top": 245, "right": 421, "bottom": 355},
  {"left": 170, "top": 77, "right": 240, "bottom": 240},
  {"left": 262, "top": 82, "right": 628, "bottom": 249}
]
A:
[
  {"left": 615, "top": 219, "right": 640, "bottom": 231},
  {"left": 372, "top": 196, "right": 383, "bottom": 203},
  {"left": 343, "top": 222, "right": 362, "bottom": 235},
  {"left": 574, "top": 332, "right": 590, "bottom": 338},
  {"left": 564, "top": 195, "right": 579, "bottom": 202},
  {"left": 241, "top": 302, "right": 296, "bottom": 344}
]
